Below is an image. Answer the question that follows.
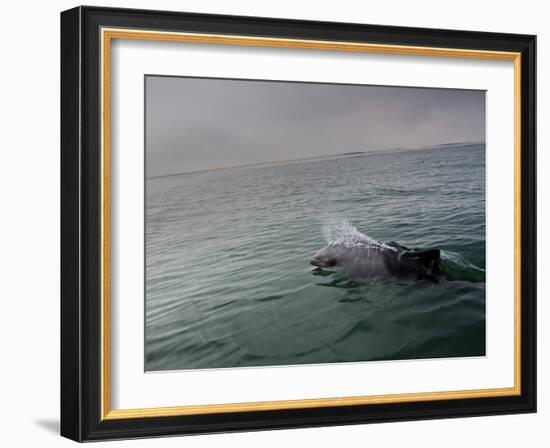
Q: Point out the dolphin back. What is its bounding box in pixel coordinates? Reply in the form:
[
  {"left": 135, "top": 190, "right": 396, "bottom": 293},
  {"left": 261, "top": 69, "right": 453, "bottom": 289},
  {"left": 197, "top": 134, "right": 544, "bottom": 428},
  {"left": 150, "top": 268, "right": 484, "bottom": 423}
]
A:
[
  {"left": 401, "top": 248, "right": 441, "bottom": 264},
  {"left": 400, "top": 248, "right": 442, "bottom": 282}
]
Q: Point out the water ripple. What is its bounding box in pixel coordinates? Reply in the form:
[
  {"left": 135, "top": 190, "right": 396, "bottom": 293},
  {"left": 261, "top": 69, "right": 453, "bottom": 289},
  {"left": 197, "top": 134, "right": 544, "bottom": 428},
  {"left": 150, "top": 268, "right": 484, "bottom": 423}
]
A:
[{"left": 145, "top": 144, "right": 486, "bottom": 370}]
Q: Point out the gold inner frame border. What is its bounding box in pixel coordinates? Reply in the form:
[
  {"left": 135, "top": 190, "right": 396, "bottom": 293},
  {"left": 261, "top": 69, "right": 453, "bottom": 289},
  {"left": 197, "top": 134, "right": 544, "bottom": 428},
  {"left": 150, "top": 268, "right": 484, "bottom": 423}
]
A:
[{"left": 99, "top": 27, "right": 522, "bottom": 420}]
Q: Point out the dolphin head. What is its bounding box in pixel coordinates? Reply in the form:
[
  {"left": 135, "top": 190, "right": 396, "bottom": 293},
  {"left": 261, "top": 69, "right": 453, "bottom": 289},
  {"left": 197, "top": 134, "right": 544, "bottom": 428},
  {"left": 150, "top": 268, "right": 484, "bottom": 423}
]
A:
[
  {"left": 310, "top": 239, "right": 393, "bottom": 277},
  {"left": 310, "top": 243, "right": 347, "bottom": 271}
]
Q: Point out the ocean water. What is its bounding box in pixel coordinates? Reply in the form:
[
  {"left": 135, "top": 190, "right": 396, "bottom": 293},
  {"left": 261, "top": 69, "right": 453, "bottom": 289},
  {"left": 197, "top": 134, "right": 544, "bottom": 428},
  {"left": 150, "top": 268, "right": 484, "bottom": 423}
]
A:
[{"left": 145, "top": 143, "right": 486, "bottom": 371}]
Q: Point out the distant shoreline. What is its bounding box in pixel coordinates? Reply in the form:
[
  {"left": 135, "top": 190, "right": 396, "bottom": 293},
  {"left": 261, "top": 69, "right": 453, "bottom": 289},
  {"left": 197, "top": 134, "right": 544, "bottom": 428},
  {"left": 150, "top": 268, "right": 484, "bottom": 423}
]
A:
[{"left": 146, "top": 141, "right": 484, "bottom": 180}]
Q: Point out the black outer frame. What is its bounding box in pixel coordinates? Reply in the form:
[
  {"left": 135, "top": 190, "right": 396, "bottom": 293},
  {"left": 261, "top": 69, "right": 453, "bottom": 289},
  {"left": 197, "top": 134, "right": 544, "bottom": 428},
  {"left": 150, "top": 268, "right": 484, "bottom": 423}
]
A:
[{"left": 60, "top": 5, "right": 536, "bottom": 442}]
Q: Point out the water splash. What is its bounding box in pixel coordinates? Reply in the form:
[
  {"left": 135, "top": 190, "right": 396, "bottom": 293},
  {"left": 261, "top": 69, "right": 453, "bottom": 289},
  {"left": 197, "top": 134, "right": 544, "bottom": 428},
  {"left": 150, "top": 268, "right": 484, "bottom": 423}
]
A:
[
  {"left": 322, "top": 220, "right": 397, "bottom": 251},
  {"left": 441, "top": 250, "right": 485, "bottom": 272},
  {"left": 440, "top": 250, "right": 486, "bottom": 282}
]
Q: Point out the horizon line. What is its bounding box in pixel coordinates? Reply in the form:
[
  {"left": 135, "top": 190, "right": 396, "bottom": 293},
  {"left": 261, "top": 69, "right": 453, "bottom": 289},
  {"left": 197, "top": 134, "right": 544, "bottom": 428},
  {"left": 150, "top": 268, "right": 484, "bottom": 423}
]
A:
[{"left": 146, "top": 140, "right": 484, "bottom": 180}]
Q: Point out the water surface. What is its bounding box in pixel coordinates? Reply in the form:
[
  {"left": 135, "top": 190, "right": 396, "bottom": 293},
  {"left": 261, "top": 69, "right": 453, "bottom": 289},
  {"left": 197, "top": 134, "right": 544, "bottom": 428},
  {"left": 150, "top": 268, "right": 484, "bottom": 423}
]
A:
[{"left": 145, "top": 143, "right": 486, "bottom": 371}]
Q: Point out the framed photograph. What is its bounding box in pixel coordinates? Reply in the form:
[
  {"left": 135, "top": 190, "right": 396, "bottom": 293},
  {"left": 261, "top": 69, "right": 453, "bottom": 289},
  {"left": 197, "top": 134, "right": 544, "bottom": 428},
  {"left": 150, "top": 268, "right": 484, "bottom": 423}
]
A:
[{"left": 60, "top": 6, "right": 536, "bottom": 442}]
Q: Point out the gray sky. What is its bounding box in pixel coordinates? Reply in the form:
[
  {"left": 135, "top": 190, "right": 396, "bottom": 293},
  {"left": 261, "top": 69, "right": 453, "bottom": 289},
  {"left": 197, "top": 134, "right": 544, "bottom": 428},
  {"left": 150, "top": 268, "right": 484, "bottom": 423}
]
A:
[{"left": 145, "top": 76, "right": 485, "bottom": 177}]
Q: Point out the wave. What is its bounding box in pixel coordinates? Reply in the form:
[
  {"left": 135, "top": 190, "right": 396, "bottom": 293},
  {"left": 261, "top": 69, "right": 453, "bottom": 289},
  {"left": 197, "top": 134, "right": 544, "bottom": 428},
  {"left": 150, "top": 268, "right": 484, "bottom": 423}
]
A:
[{"left": 440, "top": 250, "right": 485, "bottom": 282}]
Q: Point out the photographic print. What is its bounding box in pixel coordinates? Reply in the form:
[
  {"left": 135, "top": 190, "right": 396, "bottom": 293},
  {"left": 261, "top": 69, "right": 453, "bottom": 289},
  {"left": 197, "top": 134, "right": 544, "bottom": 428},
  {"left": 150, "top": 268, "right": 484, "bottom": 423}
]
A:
[
  {"left": 61, "top": 9, "right": 536, "bottom": 440},
  {"left": 145, "top": 76, "right": 486, "bottom": 371}
]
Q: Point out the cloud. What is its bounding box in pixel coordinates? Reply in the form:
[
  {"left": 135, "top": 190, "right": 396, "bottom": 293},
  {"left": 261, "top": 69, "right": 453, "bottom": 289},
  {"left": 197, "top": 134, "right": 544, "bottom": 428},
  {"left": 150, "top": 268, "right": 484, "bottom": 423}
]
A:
[{"left": 145, "top": 76, "right": 485, "bottom": 177}]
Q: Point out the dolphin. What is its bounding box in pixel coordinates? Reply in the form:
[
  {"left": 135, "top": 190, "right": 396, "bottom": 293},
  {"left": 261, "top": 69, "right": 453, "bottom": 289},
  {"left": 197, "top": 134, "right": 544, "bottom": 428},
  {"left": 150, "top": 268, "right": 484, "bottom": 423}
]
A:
[{"left": 310, "top": 238, "right": 442, "bottom": 283}]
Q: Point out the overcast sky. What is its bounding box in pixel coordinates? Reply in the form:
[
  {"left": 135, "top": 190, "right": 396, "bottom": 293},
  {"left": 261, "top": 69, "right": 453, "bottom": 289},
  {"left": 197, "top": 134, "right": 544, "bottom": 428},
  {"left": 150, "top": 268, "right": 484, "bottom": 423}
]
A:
[{"left": 145, "top": 76, "right": 485, "bottom": 177}]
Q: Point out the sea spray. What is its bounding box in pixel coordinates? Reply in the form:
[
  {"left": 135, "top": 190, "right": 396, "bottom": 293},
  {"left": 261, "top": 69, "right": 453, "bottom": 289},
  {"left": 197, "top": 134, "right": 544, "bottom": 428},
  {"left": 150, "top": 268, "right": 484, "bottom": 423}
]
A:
[{"left": 323, "top": 219, "right": 397, "bottom": 251}]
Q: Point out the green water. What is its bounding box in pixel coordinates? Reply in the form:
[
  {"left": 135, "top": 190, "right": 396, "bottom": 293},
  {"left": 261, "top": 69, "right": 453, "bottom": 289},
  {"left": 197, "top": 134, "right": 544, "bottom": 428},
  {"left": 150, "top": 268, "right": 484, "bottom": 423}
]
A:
[{"left": 145, "top": 143, "right": 485, "bottom": 371}]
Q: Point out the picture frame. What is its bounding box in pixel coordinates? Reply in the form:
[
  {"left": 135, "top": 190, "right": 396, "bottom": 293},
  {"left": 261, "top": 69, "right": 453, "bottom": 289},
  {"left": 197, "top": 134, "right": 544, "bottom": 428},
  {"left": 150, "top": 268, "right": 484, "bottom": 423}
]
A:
[{"left": 60, "top": 5, "right": 536, "bottom": 442}]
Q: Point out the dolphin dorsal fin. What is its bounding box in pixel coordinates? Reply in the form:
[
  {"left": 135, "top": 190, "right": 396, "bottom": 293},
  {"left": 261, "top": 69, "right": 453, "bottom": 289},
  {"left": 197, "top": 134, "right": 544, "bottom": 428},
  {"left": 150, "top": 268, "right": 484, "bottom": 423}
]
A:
[{"left": 402, "top": 249, "right": 441, "bottom": 266}]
